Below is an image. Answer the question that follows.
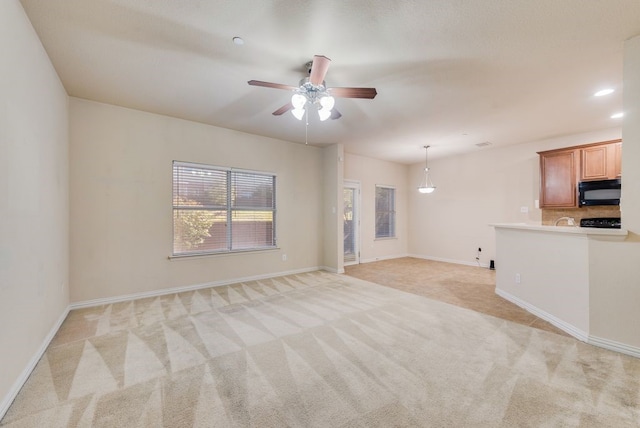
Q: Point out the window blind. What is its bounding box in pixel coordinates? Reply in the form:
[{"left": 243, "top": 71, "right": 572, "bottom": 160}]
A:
[
  {"left": 172, "top": 162, "right": 276, "bottom": 256},
  {"left": 375, "top": 185, "right": 396, "bottom": 238}
]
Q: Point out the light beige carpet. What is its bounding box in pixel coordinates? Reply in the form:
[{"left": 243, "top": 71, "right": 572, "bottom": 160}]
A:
[{"left": 2, "top": 271, "right": 639, "bottom": 427}]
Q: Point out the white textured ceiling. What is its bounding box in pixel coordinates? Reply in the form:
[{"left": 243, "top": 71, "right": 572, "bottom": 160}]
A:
[{"left": 19, "top": 0, "right": 640, "bottom": 164}]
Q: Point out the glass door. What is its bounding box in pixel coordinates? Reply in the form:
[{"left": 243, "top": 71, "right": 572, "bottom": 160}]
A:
[{"left": 343, "top": 181, "right": 360, "bottom": 265}]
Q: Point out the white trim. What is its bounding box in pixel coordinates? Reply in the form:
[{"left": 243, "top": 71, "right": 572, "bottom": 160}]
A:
[
  {"left": 359, "top": 253, "right": 409, "bottom": 264},
  {"left": 0, "top": 306, "right": 70, "bottom": 421},
  {"left": 495, "top": 288, "right": 589, "bottom": 342},
  {"left": 408, "top": 254, "right": 490, "bottom": 269},
  {"left": 588, "top": 335, "right": 640, "bottom": 359},
  {"left": 168, "top": 247, "right": 280, "bottom": 260},
  {"left": 321, "top": 266, "right": 345, "bottom": 274},
  {"left": 70, "top": 266, "right": 321, "bottom": 310},
  {"left": 497, "top": 288, "right": 640, "bottom": 357},
  {"left": 343, "top": 180, "right": 361, "bottom": 266}
]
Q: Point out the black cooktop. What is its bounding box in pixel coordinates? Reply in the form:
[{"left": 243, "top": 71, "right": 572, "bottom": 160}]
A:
[{"left": 580, "top": 217, "right": 621, "bottom": 229}]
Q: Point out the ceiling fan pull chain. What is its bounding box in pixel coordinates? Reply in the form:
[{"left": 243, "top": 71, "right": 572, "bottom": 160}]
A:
[{"left": 305, "top": 109, "right": 309, "bottom": 144}]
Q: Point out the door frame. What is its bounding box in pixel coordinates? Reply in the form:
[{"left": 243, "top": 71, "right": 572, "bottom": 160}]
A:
[{"left": 343, "top": 180, "right": 361, "bottom": 266}]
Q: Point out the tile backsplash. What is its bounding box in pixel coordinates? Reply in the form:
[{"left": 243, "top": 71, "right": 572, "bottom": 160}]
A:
[{"left": 541, "top": 206, "right": 621, "bottom": 225}]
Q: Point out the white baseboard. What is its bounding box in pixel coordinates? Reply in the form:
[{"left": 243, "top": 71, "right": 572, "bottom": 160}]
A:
[
  {"left": 408, "top": 254, "right": 490, "bottom": 269},
  {"left": 322, "top": 266, "right": 345, "bottom": 274},
  {"left": 496, "top": 288, "right": 589, "bottom": 341},
  {"left": 588, "top": 335, "right": 640, "bottom": 359},
  {"left": 497, "top": 288, "right": 640, "bottom": 357},
  {"left": 359, "top": 253, "right": 409, "bottom": 264},
  {"left": 0, "top": 306, "right": 70, "bottom": 421},
  {"left": 70, "top": 266, "right": 322, "bottom": 310}
]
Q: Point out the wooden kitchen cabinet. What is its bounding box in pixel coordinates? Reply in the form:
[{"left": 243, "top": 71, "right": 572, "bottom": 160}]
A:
[
  {"left": 614, "top": 141, "right": 622, "bottom": 178},
  {"left": 580, "top": 140, "right": 622, "bottom": 181},
  {"left": 538, "top": 139, "right": 622, "bottom": 209},
  {"left": 539, "top": 148, "right": 578, "bottom": 208}
]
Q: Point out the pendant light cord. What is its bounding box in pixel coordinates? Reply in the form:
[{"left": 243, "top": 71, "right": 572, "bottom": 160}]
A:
[
  {"left": 424, "top": 145, "right": 430, "bottom": 171},
  {"left": 425, "top": 145, "right": 428, "bottom": 170}
]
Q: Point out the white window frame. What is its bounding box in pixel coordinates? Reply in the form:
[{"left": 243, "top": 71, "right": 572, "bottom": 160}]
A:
[
  {"left": 375, "top": 185, "right": 396, "bottom": 239},
  {"left": 172, "top": 161, "right": 277, "bottom": 257}
]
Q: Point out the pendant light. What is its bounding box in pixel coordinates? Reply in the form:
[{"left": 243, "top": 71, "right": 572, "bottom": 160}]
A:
[{"left": 418, "top": 145, "right": 436, "bottom": 194}]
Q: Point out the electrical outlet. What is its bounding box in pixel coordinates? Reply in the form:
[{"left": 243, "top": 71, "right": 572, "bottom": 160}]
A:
[
  {"left": 515, "top": 273, "right": 521, "bottom": 284},
  {"left": 282, "top": 254, "right": 287, "bottom": 261}
]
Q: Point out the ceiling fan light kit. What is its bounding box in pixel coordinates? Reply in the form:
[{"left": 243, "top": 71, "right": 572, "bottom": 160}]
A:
[
  {"left": 248, "top": 55, "right": 377, "bottom": 122},
  {"left": 289, "top": 78, "right": 336, "bottom": 121},
  {"left": 418, "top": 145, "right": 436, "bottom": 194}
]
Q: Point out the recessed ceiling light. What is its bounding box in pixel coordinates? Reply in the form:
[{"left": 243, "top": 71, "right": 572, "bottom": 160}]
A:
[
  {"left": 611, "top": 112, "right": 624, "bottom": 119},
  {"left": 232, "top": 36, "right": 244, "bottom": 46},
  {"left": 594, "top": 88, "right": 614, "bottom": 97}
]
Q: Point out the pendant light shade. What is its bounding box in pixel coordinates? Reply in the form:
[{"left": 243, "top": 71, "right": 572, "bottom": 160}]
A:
[{"left": 418, "top": 145, "right": 436, "bottom": 194}]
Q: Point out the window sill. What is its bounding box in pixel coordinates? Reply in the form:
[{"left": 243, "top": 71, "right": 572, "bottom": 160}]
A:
[
  {"left": 168, "top": 247, "right": 280, "bottom": 260},
  {"left": 374, "top": 237, "right": 397, "bottom": 241}
]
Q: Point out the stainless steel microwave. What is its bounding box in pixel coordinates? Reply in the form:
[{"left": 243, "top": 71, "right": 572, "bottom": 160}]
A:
[{"left": 578, "top": 179, "right": 621, "bottom": 206}]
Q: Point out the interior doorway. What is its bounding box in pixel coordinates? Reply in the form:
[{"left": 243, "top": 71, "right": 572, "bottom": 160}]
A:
[{"left": 343, "top": 181, "right": 360, "bottom": 265}]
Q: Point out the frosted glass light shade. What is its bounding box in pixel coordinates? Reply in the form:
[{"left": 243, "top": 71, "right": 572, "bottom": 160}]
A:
[
  {"left": 318, "top": 108, "right": 331, "bottom": 121},
  {"left": 291, "top": 93, "right": 307, "bottom": 109},
  {"left": 320, "top": 96, "right": 335, "bottom": 111},
  {"left": 291, "top": 108, "right": 305, "bottom": 120}
]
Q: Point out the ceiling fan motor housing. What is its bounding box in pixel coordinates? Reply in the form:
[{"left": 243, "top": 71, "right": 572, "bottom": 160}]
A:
[{"left": 304, "top": 61, "right": 313, "bottom": 75}]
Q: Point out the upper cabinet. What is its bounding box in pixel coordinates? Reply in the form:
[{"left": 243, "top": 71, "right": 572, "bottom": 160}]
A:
[
  {"left": 580, "top": 140, "right": 622, "bottom": 181},
  {"left": 538, "top": 139, "right": 621, "bottom": 208},
  {"left": 614, "top": 141, "right": 622, "bottom": 178},
  {"left": 539, "top": 148, "right": 578, "bottom": 208}
]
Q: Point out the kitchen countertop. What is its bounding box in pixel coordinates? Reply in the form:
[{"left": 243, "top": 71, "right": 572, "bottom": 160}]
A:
[{"left": 491, "top": 223, "right": 628, "bottom": 238}]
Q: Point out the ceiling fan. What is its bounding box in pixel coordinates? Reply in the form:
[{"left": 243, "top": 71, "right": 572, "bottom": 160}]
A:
[{"left": 248, "top": 55, "right": 377, "bottom": 121}]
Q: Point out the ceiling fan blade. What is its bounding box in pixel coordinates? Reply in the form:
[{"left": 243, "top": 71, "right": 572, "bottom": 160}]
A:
[
  {"left": 272, "top": 103, "right": 293, "bottom": 116},
  {"left": 329, "top": 87, "right": 377, "bottom": 99},
  {"left": 248, "top": 80, "right": 298, "bottom": 91},
  {"left": 330, "top": 108, "right": 342, "bottom": 120},
  {"left": 309, "top": 55, "right": 331, "bottom": 86}
]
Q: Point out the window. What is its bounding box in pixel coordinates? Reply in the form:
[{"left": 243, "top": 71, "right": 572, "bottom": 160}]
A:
[
  {"left": 375, "top": 185, "right": 396, "bottom": 238},
  {"left": 172, "top": 161, "right": 276, "bottom": 256}
]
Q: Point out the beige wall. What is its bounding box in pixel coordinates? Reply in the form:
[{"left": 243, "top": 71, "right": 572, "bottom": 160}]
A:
[
  {"left": 587, "top": 34, "right": 640, "bottom": 348},
  {"left": 69, "top": 98, "right": 323, "bottom": 302},
  {"left": 495, "top": 228, "right": 590, "bottom": 335},
  {"left": 322, "top": 144, "right": 344, "bottom": 272},
  {"left": 344, "top": 153, "right": 409, "bottom": 263},
  {"left": 0, "top": 0, "right": 69, "bottom": 411},
  {"left": 408, "top": 128, "right": 621, "bottom": 266}
]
